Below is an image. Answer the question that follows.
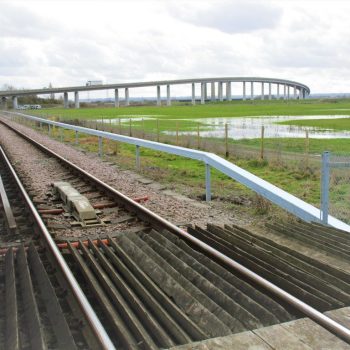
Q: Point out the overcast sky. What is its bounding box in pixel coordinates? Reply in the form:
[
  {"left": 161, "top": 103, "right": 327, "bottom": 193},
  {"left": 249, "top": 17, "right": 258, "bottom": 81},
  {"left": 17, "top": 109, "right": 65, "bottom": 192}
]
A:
[{"left": 1, "top": 0, "right": 350, "bottom": 97}]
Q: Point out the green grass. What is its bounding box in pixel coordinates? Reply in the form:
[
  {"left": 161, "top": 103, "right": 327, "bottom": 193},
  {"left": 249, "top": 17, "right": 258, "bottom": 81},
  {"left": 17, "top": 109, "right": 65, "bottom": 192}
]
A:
[
  {"left": 31, "top": 98, "right": 350, "bottom": 121},
  {"left": 278, "top": 117, "right": 350, "bottom": 131}
]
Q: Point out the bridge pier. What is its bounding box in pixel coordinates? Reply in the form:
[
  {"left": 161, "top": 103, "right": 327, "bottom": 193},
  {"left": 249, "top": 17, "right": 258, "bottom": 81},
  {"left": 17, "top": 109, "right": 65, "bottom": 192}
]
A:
[
  {"left": 1, "top": 97, "right": 7, "bottom": 110},
  {"left": 261, "top": 82, "right": 264, "bottom": 100},
  {"left": 287, "top": 86, "right": 290, "bottom": 99},
  {"left": 294, "top": 85, "right": 297, "bottom": 99},
  {"left": 114, "top": 89, "right": 119, "bottom": 107},
  {"left": 191, "top": 83, "right": 196, "bottom": 105},
  {"left": 211, "top": 82, "right": 215, "bottom": 101},
  {"left": 157, "top": 85, "right": 161, "bottom": 106},
  {"left": 243, "top": 81, "right": 246, "bottom": 101},
  {"left": 204, "top": 83, "right": 208, "bottom": 100},
  {"left": 268, "top": 83, "right": 272, "bottom": 100},
  {"left": 74, "top": 91, "right": 80, "bottom": 108},
  {"left": 277, "top": 84, "right": 280, "bottom": 99},
  {"left": 201, "top": 83, "right": 205, "bottom": 104},
  {"left": 166, "top": 85, "right": 171, "bottom": 106},
  {"left": 226, "top": 82, "right": 231, "bottom": 101},
  {"left": 251, "top": 82, "right": 254, "bottom": 100},
  {"left": 218, "top": 82, "right": 223, "bottom": 101},
  {"left": 283, "top": 84, "right": 287, "bottom": 100},
  {"left": 125, "top": 88, "right": 129, "bottom": 106},
  {"left": 64, "top": 92, "right": 69, "bottom": 108},
  {"left": 12, "top": 96, "right": 18, "bottom": 109}
]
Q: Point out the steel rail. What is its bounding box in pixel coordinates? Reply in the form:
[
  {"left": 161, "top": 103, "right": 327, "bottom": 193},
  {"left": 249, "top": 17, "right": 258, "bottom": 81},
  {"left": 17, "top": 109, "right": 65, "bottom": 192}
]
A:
[
  {"left": 0, "top": 174, "right": 17, "bottom": 233},
  {"left": 2, "top": 120, "right": 350, "bottom": 344},
  {"left": 0, "top": 146, "right": 116, "bottom": 350}
]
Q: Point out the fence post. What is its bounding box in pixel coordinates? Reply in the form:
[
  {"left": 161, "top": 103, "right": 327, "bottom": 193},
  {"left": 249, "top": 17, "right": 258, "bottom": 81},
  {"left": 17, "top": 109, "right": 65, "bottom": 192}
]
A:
[
  {"left": 321, "top": 151, "right": 330, "bottom": 224},
  {"left": 260, "top": 126, "right": 265, "bottom": 159},
  {"left": 225, "top": 123, "right": 229, "bottom": 158},
  {"left": 48, "top": 124, "right": 51, "bottom": 137},
  {"left": 205, "top": 163, "right": 211, "bottom": 201},
  {"left": 60, "top": 128, "right": 63, "bottom": 142},
  {"left": 176, "top": 121, "right": 179, "bottom": 146},
  {"left": 129, "top": 119, "right": 132, "bottom": 137},
  {"left": 197, "top": 123, "right": 200, "bottom": 149},
  {"left": 305, "top": 130, "right": 309, "bottom": 168},
  {"left": 98, "top": 136, "right": 103, "bottom": 157},
  {"left": 75, "top": 130, "right": 79, "bottom": 145},
  {"left": 157, "top": 119, "right": 160, "bottom": 142},
  {"left": 136, "top": 145, "right": 140, "bottom": 170},
  {"left": 119, "top": 118, "right": 122, "bottom": 134},
  {"left": 142, "top": 118, "right": 145, "bottom": 139}
]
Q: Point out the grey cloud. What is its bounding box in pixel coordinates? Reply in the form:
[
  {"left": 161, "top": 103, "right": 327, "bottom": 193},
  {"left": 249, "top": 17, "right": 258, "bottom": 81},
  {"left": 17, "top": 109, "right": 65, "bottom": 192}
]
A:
[
  {"left": 0, "top": 3, "right": 58, "bottom": 39},
  {"left": 171, "top": 1, "right": 283, "bottom": 34}
]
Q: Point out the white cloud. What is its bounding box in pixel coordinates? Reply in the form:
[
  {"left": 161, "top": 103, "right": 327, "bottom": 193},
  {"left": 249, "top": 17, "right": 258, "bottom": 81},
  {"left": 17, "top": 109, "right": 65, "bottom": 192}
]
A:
[{"left": 0, "top": 0, "right": 350, "bottom": 94}]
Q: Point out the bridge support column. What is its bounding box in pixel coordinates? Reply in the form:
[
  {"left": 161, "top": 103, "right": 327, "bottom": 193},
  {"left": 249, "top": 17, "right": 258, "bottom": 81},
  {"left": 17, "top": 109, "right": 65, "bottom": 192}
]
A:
[
  {"left": 74, "top": 91, "right": 80, "bottom": 108},
  {"left": 125, "top": 88, "right": 129, "bottom": 106},
  {"left": 261, "top": 82, "right": 264, "bottom": 100},
  {"left": 157, "top": 85, "right": 161, "bottom": 106},
  {"left": 243, "top": 81, "right": 246, "bottom": 101},
  {"left": 302, "top": 88, "right": 306, "bottom": 99},
  {"left": 166, "top": 85, "right": 171, "bottom": 106},
  {"left": 211, "top": 82, "right": 215, "bottom": 101},
  {"left": 268, "top": 83, "right": 272, "bottom": 100},
  {"left": 1, "top": 97, "right": 7, "bottom": 110},
  {"left": 114, "top": 89, "right": 119, "bottom": 107},
  {"left": 201, "top": 83, "right": 205, "bottom": 104},
  {"left": 277, "top": 84, "right": 280, "bottom": 99},
  {"left": 218, "top": 82, "right": 223, "bottom": 101},
  {"left": 283, "top": 84, "right": 287, "bottom": 100},
  {"left": 191, "top": 83, "right": 196, "bottom": 105},
  {"left": 293, "top": 85, "right": 297, "bottom": 99},
  {"left": 204, "top": 83, "right": 208, "bottom": 100},
  {"left": 251, "top": 82, "right": 254, "bottom": 100},
  {"left": 64, "top": 92, "right": 69, "bottom": 108},
  {"left": 287, "top": 86, "right": 290, "bottom": 100},
  {"left": 226, "top": 82, "right": 231, "bottom": 101},
  {"left": 12, "top": 96, "right": 18, "bottom": 109}
]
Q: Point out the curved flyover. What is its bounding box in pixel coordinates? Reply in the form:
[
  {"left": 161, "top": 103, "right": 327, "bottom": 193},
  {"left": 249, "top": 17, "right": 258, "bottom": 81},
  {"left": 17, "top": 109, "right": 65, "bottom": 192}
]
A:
[{"left": 0, "top": 77, "right": 310, "bottom": 109}]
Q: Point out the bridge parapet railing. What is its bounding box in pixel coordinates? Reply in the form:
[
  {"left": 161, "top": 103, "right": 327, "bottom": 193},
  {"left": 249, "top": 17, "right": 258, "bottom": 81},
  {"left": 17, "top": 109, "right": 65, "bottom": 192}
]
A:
[{"left": 3, "top": 111, "right": 350, "bottom": 233}]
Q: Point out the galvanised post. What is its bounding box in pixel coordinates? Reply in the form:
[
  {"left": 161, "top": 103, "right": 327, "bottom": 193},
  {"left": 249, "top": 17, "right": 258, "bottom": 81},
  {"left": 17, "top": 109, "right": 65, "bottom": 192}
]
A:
[
  {"left": 205, "top": 163, "right": 211, "bottom": 201},
  {"left": 60, "top": 128, "right": 63, "bottom": 142},
  {"left": 136, "top": 145, "right": 140, "bottom": 170},
  {"left": 321, "top": 151, "right": 330, "bottom": 224},
  {"left": 98, "top": 136, "right": 103, "bottom": 157},
  {"left": 75, "top": 130, "right": 79, "bottom": 145},
  {"left": 48, "top": 124, "right": 51, "bottom": 137}
]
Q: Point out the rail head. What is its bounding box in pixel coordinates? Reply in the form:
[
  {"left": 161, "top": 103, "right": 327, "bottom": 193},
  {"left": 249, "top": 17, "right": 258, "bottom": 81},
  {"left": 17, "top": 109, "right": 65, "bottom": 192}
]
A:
[{"left": 0, "top": 144, "right": 116, "bottom": 350}]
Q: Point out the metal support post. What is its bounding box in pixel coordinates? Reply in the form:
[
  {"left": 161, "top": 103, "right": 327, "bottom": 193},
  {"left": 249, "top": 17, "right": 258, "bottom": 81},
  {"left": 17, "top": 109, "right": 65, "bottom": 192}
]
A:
[
  {"left": 75, "top": 130, "right": 79, "bottom": 145},
  {"left": 98, "top": 136, "right": 103, "bottom": 157},
  {"left": 191, "top": 83, "right": 196, "bottom": 105},
  {"left": 60, "top": 128, "right": 63, "bottom": 142},
  {"left": 136, "top": 145, "right": 140, "bottom": 170},
  {"left": 48, "top": 124, "right": 51, "bottom": 137},
  {"left": 321, "top": 151, "right": 330, "bottom": 224},
  {"left": 205, "top": 163, "right": 211, "bottom": 201}
]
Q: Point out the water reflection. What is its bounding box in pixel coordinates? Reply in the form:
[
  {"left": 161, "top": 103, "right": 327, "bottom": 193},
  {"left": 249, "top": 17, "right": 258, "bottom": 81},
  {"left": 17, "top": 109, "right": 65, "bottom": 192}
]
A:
[{"left": 95, "top": 115, "right": 350, "bottom": 139}]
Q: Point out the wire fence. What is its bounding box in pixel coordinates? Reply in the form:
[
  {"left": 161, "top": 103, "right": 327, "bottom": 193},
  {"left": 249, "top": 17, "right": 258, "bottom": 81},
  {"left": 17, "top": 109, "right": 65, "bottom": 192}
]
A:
[{"left": 327, "top": 154, "right": 350, "bottom": 224}]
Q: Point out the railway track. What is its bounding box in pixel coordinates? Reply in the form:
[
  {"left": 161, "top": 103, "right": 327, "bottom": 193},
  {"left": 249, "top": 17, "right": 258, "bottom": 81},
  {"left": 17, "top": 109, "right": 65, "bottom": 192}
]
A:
[{"left": 1, "top": 117, "right": 350, "bottom": 349}]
